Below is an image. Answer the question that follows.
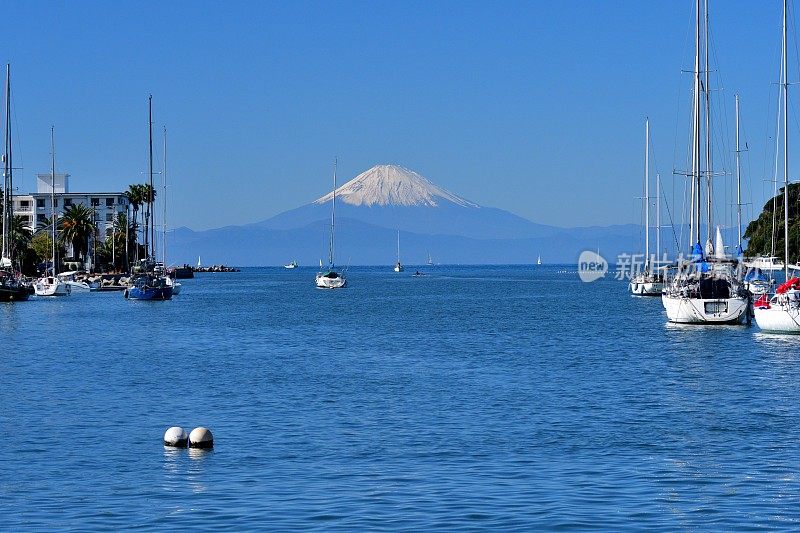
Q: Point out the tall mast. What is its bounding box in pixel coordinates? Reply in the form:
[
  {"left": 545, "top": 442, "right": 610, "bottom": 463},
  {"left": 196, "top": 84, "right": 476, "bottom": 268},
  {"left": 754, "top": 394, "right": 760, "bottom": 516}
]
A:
[
  {"left": 330, "top": 157, "right": 337, "bottom": 267},
  {"left": 1, "top": 64, "right": 8, "bottom": 261},
  {"left": 645, "top": 117, "right": 650, "bottom": 271},
  {"left": 163, "top": 126, "right": 167, "bottom": 266},
  {"left": 656, "top": 172, "right": 661, "bottom": 267},
  {"left": 704, "top": 0, "right": 713, "bottom": 245},
  {"left": 690, "top": 0, "right": 702, "bottom": 251},
  {"left": 783, "top": 0, "right": 790, "bottom": 278},
  {"left": 50, "top": 125, "right": 56, "bottom": 274},
  {"left": 735, "top": 94, "right": 742, "bottom": 250},
  {"left": 397, "top": 229, "right": 401, "bottom": 264},
  {"left": 147, "top": 94, "right": 155, "bottom": 262}
]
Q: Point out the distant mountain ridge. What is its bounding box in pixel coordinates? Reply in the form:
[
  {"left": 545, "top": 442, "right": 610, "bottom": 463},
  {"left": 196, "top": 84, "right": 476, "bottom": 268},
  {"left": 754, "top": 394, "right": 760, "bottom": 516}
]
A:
[{"left": 169, "top": 164, "right": 643, "bottom": 266}]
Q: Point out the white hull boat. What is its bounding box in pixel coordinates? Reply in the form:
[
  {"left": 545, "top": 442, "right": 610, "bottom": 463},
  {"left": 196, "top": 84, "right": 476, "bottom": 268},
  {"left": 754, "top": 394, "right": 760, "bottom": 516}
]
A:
[
  {"left": 315, "top": 158, "right": 347, "bottom": 289},
  {"left": 315, "top": 271, "right": 346, "bottom": 289},
  {"left": 34, "top": 277, "right": 71, "bottom": 296},
  {"left": 166, "top": 276, "right": 182, "bottom": 295},
  {"left": 58, "top": 272, "right": 90, "bottom": 292},
  {"left": 754, "top": 291, "right": 800, "bottom": 333},
  {"left": 629, "top": 275, "right": 664, "bottom": 296},
  {"left": 284, "top": 261, "right": 298, "bottom": 269},
  {"left": 662, "top": 292, "right": 748, "bottom": 324}
]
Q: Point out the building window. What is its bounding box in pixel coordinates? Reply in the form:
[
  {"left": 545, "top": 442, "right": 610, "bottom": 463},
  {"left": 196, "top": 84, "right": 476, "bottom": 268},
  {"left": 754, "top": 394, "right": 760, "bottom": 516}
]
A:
[
  {"left": 106, "top": 213, "right": 113, "bottom": 222},
  {"left": 91, "top": 198, "right": 100, "bottom": 207},
  {"left": 106, "top": 198, "right": 114, "bottom": 207},
  {"left": 20, "top": 200, "right": 30, "bottom": 207},
  {"left": 36, "top": 199, "right": 45, "bottom": 208},
  {"left": 64, "top": 198, "right": 72, "bottom": 207},
  {"left": 105, "top": 228, "right": 113, "bottom": 237},
  {"left": 37, "top": 214, "right": 46, "bottom": 224},
  {"left": 54, "top": 199, "right": 58, "bottom": 208}
]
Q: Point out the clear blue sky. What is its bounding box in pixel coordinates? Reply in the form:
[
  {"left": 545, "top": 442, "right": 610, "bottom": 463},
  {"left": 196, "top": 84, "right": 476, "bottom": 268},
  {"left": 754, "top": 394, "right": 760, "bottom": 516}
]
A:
[{"left": 1, "top": 1, "right": 793, "bottom": 230}]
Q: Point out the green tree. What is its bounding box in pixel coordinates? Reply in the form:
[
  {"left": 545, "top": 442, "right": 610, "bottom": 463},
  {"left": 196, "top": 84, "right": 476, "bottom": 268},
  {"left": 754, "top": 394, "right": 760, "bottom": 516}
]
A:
[
  {"left": 744, "top": 182, "right": 800, "bottom": 263},
  {"left": 60, "top": 204, "right": 95, "bottom": 260},
  {"left": 30, "top": 232, "right": 53, "bottom": 262}
]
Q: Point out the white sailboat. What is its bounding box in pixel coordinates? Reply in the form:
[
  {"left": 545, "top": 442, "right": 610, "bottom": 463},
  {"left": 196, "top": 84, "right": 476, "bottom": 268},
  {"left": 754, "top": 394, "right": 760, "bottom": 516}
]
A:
[
  {"left": 316, "top": 158, "right": 347, "bottom": 289},
  {"left": 34, "top": 126, "right": 70, "bottom": 297},
  {"left": 537, "top": 255, "right": 542, "bottom": 266},
  {"left": 661, "top": 0, "right": 748, "bottom": 324},
  {"left": 284, "top": 260, "right": 298, "bottom": 269},
  {"left": 630, "top": 117, "right": 664, "bottom": 296},
  {"left": 754, "top": 0, "right": 800, "bottom": 333},
  {"left": 394, "top": 230, "right": 403, "bottom": 272}
]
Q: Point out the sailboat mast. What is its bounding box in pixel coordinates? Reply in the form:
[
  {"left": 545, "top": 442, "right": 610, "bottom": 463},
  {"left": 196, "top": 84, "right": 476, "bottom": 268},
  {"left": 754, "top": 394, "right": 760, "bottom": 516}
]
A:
[
  {"left": 330, "top": 157, "right": 337, "bottom": 267},
  {"left": 50, "top": 125, "right": 56, "bottom": 274},
  {"left": 704, "top": 0, "right": 713, "bottom": 245},
  {"left": 1, "top": 65, "right": 8, "bottom": 261},
  {"left": 735, "top": 94, "right": 742, "bottom": 250},
  {"left": 690, "top": 0, "right": 702, "bottom": 251},
  {"left": 645, "top": 117, "right": 650, "bottom": 271},
  {"left": 397, "top": 229, "right": 400, "bottom": 263},
  {"left": 656, "top": 173, "right": 661, "bottom": 267},
  {"left": 163, "top": 126, "right": 167, "bottom": 266},
  {"left": 148, "top": 95, "right": 155, "bottom": 262},
  {"left": 783, "top": 0, "right": 790, "bottom": 278}
]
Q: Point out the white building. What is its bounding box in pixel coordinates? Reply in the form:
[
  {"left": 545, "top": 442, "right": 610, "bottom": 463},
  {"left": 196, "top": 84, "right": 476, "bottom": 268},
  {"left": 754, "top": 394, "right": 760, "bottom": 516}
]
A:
[{"left": 12, "top": 172, "right": 129, "bottom": 250}]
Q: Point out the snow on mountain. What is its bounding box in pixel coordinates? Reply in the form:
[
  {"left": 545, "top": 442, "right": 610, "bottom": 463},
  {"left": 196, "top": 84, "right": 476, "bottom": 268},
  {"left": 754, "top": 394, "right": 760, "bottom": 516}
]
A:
[{"left": 313, "top": 164, "right": 478, "bottom": 208}]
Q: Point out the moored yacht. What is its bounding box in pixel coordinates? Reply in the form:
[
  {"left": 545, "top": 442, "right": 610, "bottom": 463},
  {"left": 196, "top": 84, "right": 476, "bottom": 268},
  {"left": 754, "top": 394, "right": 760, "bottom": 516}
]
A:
[
  {"left": 316, "top": 158, "right": 347, "bottom": 289},
  {"left": 754, "top": 0, "right": 800, "bottom": 333},
  {"left": 630, "top": 117, "right": 664, "bottom": 296}
]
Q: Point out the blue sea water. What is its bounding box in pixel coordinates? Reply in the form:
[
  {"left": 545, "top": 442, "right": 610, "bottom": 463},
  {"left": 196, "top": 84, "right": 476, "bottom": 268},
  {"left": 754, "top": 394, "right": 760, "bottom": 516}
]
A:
[{"left": 2, "top": 265, "right": 800, "bottom": 530}]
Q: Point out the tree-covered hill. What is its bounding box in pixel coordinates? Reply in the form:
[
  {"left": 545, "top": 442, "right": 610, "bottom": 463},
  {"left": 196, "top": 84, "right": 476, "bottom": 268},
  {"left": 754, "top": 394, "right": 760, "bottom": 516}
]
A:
[{"left": 744, "top": 182, "right": 800, "bottom": 261}]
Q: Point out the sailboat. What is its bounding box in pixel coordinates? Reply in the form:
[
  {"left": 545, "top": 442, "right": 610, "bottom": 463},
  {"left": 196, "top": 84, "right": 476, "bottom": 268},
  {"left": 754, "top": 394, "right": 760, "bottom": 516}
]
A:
[
  {"left": 537, "top": 255, "right": 542, "bottom": 266},
  {"left": 754, "top": 1, "right": 800, "bottom": 333},
  {"left": 284, "top": 260, "right": 298, "bottom": 269},
  {"left": 394, "top": 230, "right": 404, "bottom": 272},
  {"left": 661, "top": 0, "right": 748, "bottom": 324},
  {"left": 0, "top": 64, "right": 32, "bottom": 302},
  {"left": 316, "top": 158, "right": 347, "bottom": 289},
  {"left": 124, "top": 95, "right": 173, "bottom": 301},
  {"left": 630, "top": 118, "right": 664, "bottom": 296},
  {"left": 427, "top": 252, "right": 434, "bottom": 266},
  {"left": 34, "top": 126, "right": 70, "bottom": 296}
]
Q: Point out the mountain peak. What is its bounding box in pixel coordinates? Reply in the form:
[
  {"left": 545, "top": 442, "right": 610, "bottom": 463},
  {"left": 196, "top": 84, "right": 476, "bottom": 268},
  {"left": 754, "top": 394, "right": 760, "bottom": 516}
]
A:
[{"left": 313, "top": 164, "right": 478, "bottom": 208}]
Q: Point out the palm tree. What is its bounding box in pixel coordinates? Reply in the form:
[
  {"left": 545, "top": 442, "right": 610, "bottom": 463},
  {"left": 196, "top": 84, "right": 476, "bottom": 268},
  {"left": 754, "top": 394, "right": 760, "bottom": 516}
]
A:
[
  {"left": 140, "top": 183, "right": 157, "bottom": 257},
  {"left": 9, "top": 215, "right": 32, "bottom": 259},
  {"left": 125, "top": 184, "right": 144, "bottom": 260},
  {"left": 60, "top": 204, "right": 95, "bottom": 261}
]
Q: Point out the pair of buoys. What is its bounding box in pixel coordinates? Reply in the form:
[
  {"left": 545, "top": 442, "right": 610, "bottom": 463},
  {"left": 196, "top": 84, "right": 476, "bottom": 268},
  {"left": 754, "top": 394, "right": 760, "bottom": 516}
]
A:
[{"left": 164, "top": 426, "right": 213, "bottom": 449}]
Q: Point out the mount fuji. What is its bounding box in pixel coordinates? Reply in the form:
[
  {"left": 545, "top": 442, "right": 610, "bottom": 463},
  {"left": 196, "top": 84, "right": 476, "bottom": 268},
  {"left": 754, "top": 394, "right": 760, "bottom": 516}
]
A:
[{"left": 169, "top": 164, "right": 639, "bottom": 266}]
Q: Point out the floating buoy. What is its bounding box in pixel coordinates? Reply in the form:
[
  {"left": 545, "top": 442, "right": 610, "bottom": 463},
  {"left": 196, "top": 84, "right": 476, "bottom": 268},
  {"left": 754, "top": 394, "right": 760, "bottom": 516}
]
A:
[
  {"left": 188, "top": 427, "right": 213, "bottom": 449},
  {"left": 163, "top": 426, "right": 188, "bottom": 447}
]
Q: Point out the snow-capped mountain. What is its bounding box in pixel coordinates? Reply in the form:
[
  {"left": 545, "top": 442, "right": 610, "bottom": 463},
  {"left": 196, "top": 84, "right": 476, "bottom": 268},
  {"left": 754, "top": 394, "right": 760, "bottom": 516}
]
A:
[
  {"left": 313, "top": 165, "right": 478, "bottom": 208},
  {"left": 168, "top": 163, "right": 641, "bottom": 265}
]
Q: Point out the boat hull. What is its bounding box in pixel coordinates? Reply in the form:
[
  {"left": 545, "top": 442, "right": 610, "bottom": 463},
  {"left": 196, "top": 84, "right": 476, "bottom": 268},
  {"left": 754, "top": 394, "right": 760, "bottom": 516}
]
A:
[
  {"left": 754, "top": 305, "right": 800, "bottom": 333},
  {"left": 662, "top": 294, "right": 749, "bottom": 324},
  {"left": 34, "top": 279, "right": 71, "bottom": 296},
  {"left": 630, "top": 280, "right": 664, "bottom": 296},
  {"left": 124, "top": 286, "right": 174, "bottom": 300},
  {"left": 0, "top": 285, "right": 32, "bottom": 301},
  {"left": 315, "top": 273, "right": 346, "bottom": 289}
]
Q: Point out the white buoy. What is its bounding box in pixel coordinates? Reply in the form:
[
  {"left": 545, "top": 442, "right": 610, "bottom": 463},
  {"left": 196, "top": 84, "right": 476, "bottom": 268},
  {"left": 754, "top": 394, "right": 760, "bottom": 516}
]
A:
[
  {"left": 188, "top": 427, "right": 213, "bottom": 449},
  {"left": 163, "top": 426, "right": 189, "bottom": 447}
]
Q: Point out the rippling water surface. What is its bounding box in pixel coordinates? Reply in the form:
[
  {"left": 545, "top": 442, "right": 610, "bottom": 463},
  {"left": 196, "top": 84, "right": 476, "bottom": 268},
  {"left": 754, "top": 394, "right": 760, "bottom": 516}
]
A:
[{"left": 2, "top": 266, "right": 800, "bottom": 530}]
